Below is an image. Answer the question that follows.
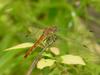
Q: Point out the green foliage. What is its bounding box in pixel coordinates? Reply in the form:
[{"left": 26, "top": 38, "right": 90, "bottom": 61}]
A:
[{"left": 0, "top": 0, "right": 100, "bottom": 75}]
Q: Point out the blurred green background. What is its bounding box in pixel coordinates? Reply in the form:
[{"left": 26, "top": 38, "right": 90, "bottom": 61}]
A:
[{"left": 0, "top": 0, "right": 100, "bottom": 75}]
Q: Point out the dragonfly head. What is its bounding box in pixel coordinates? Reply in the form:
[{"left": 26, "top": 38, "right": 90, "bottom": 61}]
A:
[
  {"left": 50, "top": 26, "right": 57, "bottom": 33},
  {"left": 43, "top": 26, "right": 57, "bottom": 35}
]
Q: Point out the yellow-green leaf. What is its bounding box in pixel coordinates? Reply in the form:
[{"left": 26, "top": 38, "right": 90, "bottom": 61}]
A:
[
  {"left": 37, "top": 58, "right": 55, "bottom": 69},
  {"left": 4, "top": 42, "right": 34, "bottom": 51},
  {"left": 50, "top": 47, "right": 60, "bottom": 55},
  {"left": 61, "top": 55, "right": 86, "bottom": 65}
]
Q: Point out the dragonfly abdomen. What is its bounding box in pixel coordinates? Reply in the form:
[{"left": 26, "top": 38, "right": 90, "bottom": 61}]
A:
[{"left": 24, "top": 34, "right": 46, "bottom": 58}]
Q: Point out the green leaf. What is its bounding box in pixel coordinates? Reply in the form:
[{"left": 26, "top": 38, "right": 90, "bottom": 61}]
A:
[
  {"left": 42, "top": 52, "right": 53, "bottom": 58},
  {"left": 50, "top": 47, "right": 60, "bottom": 55},
  {"left": 61, "top": 54, "right": 86, "bottom": 65},
  {"left": 37, "top": 58, "right": 55, "bottom": 69},
  {"left": 4, "top": 42, "right": 34, "bottom": 51}
]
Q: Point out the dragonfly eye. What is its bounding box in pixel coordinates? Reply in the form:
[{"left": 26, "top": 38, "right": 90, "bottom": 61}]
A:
[
  {"left": 50, "top": 26, "right": 57, "bottom": 32},
  {"left": 43, "top": 26, "right": 57, "bottom": 36}
]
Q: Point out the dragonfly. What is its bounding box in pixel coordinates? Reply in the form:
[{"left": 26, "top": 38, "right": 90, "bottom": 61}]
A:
[{"left": 24, "top": 26, "right": 57, "bottom": 58}]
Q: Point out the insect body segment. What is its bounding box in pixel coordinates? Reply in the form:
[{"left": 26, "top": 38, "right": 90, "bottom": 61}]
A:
[{"left": 24, "top": 34, "right": 45, "bottom": 58}]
